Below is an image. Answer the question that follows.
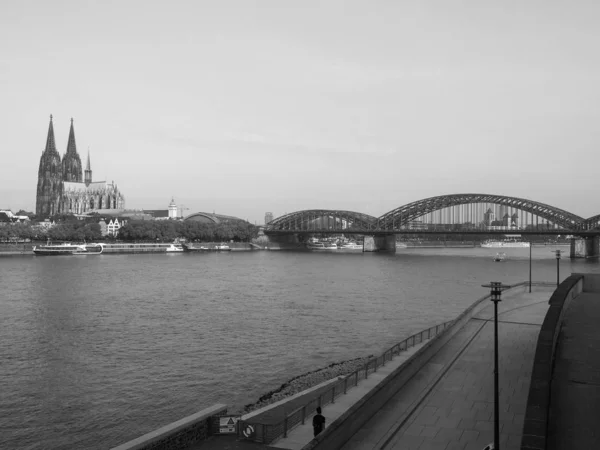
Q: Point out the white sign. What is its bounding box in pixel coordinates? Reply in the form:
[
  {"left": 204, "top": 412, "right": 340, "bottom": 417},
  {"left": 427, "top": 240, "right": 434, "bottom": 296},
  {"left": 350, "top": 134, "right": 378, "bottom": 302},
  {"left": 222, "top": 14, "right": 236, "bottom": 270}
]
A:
[{"left": 219, "top": 416, "right": 239, "bottom": 434}]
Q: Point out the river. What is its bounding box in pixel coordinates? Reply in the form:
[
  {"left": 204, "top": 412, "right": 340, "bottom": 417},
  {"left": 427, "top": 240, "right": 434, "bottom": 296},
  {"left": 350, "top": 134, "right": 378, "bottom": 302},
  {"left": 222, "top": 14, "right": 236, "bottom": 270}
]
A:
[{"left": 0, "top": 246, "right": 597, "bottom": 450}]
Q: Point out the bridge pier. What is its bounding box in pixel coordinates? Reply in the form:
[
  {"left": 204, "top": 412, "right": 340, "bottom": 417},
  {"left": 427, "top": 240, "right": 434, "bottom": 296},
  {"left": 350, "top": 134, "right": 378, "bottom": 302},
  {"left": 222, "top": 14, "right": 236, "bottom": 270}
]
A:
[
  {"left": 363, "top": 235, "right": 396, "bottom": 253},
  {"left": 570, "top": 236, "right": 600, "bottom": 259}
]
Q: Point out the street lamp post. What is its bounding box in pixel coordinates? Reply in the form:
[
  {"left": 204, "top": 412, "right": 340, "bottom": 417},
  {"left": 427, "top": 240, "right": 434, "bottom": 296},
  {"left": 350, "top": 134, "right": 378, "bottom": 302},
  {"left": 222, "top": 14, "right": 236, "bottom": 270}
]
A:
[
  {"left": 554, "top": 249, "right": 562, "bottom": 287},
  {"left": 529, "top": 241, "right": 532, "bottom": 293},
  {"left": 482, "top": 281, "right": 511, "bottom": 450}
]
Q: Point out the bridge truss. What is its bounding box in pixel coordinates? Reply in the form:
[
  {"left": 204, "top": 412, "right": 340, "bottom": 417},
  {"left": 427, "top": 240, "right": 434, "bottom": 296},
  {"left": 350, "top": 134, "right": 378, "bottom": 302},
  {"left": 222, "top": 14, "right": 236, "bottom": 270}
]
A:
[{"left": 264, "top": 194, "right": 595, "bottom": 235}]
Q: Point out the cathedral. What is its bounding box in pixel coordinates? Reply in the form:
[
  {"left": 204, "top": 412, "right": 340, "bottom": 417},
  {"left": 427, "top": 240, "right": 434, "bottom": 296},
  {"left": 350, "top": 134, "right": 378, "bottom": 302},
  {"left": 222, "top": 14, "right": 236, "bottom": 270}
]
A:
[{"left": 35, "top": 115, "right": 125, "bottom": 217}]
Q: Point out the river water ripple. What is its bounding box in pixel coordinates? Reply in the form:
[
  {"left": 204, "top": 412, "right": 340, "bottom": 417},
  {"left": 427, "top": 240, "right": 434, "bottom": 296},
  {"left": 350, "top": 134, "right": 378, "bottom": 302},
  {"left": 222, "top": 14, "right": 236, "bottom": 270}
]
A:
[{"left": 0, "top": 246, "right": 597, "bottom": 449}]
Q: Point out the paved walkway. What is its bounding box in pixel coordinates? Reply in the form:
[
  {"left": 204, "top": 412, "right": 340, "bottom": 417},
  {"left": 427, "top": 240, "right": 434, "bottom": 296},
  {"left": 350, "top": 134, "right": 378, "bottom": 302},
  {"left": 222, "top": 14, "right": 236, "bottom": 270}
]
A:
[
  {"left": 548, "top": 291, "right": 600, "bottom": 449},
  {"left": 271, "top": 286, "right": 554, "bottom": 450},
  {"left": 342, "top": 287, "right": 553, "bottom": 450}
]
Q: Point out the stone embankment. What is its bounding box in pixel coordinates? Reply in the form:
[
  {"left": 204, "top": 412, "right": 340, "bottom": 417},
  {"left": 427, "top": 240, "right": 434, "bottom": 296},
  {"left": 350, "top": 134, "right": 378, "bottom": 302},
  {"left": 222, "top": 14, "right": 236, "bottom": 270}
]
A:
[{"left": 238, "top": 355, "right": 374, "bottom": 415}]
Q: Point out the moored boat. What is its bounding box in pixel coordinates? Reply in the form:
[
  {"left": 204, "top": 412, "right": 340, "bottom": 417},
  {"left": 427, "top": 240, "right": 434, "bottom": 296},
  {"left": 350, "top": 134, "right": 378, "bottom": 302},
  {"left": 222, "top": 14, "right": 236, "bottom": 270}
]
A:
[
  {"left": 494, "top": 252, "right": 507, "bottom": 262},
  {"left": 166, "top": 244, "right": 184, "bottom": 252},
  {"left": 182, "top": 243, "right": 231, "bottom": 252},
  {"left": 339, "top": 242, "right": 363, "bottom": 250},
  {"left": 481, "top": 239, "right": 530, "bottom": 248},
  {"left": 73, "top": 244, "right": 104, "bottom": 255},
  {"left": 89, "top": 242, "right": 186, "bottom": 254},
  {"left": 33, "top": 242, "right": 86, "bottom": 255}
]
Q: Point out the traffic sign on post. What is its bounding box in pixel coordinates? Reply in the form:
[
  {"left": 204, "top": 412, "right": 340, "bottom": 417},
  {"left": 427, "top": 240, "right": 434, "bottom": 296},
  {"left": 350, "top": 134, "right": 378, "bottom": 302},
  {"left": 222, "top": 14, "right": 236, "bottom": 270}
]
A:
[{"left": 218, "top": 416, "right": 239, "bottom": 434}]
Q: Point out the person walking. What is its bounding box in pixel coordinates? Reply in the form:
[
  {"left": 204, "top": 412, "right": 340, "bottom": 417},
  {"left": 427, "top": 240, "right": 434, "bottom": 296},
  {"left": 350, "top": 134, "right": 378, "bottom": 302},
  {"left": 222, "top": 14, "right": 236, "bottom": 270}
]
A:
[{"left": 312, "top": 407, "right": 326, "bottom": 437}]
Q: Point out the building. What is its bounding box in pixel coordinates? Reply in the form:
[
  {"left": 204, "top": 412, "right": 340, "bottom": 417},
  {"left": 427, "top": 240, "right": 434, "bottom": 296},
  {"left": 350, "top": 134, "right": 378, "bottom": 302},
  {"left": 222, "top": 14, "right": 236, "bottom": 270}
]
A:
[
  {"left": 0, "top": 210, "right": 30, "bottom": 225},
  {"left": 184, "top": 212, "right": 247, "bottom": 224},
  {"left": 35, "top": 115, "right": 125, "bottom": 217},
  {"left": 168, "top": 198, "right": 178, "bottom": 219},
  {"left": 265, "top": 212, "right": 274, "bottom": 224}
]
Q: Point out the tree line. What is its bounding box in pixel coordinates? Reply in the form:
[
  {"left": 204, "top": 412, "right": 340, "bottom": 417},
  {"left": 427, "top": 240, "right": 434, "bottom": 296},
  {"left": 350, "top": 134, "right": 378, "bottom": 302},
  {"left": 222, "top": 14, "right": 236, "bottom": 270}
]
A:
[
  {"left": 0, "top": 213, "right": 259, "bottom": 243},
  {"left": 117, "top": 219, "right": 259, "bottom": 242}
]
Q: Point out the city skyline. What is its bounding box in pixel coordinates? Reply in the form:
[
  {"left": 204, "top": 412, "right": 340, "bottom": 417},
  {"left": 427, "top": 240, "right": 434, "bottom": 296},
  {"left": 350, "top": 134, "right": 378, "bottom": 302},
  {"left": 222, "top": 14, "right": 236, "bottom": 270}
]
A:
[{"left": 1, "top": 1, "right": 599, "bottom": 223}]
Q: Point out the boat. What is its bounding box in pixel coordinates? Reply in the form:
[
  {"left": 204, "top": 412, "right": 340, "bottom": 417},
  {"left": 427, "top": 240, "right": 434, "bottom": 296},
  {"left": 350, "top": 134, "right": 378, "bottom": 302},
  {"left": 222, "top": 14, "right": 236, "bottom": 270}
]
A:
[
  {"left": 166, "top": 244, "right": 184, "bottom": 252},
  {"left": 90, "top": 242, "right": 188, "bottom": 254},
  {"left": 481, "top": 239, "right": 530, "bottom": 248},
  {"left": 494, "top": 252, "right": 507, "bottom": 262},
  {"left": 33, "top": 242, "right": 87, "bottom": 255},
  {"left": 306, "top": 242, "right": 327, "bottom": 250},
  {"left": 339, "top": 242, "right": 363, "bottom": 250},
  {"left": 72, "top": 244, "right": 104, "bottom": 255},
  {"left": 323, "top": 242, "right": 338, "bottom": 250},
  {"left": 181, "top": 243, "right": 231, "bottom": 252}
]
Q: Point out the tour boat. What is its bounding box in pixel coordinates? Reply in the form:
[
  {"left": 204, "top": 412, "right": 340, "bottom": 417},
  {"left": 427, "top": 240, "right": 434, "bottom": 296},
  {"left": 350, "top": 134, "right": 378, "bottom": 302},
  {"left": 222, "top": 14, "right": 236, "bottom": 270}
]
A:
[
  {"left": 181, "top": 243, "right": 231, "bottom": 252},
  {"left": 33, "top": 242, "right": 87, "bottom": 255},
  {"left": 339, "top": 242, "right": 363, "bottom": 250},
  {"left": 481, "top": 239, "right": 530, "bottom": 248},
  {"left": 89, "top": 242, "right": 187, "bottom": 254}
]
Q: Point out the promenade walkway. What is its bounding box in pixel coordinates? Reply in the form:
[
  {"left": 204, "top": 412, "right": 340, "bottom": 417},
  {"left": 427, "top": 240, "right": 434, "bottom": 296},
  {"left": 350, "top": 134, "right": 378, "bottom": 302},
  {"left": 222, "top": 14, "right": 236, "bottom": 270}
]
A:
[
  {"left": 548, "top": 289, "right": 600, "bottom": 449},
  {"left": 269, "top": 286, "right": 554, "bottom": 450}
]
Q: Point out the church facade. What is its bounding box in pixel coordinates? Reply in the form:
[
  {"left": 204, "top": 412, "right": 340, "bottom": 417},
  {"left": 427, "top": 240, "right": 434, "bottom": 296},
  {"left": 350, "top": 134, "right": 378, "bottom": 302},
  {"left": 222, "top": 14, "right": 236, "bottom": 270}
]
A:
[{"left": 36, "top": 115, "right": 125, "bottom": 217}]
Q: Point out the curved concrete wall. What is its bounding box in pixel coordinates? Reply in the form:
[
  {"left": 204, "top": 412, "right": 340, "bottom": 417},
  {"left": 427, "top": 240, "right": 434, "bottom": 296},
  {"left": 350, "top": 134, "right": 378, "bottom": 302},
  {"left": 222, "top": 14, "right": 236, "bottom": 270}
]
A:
[{"left": 520, "top": 275, "right": 584, "bottom": 450}]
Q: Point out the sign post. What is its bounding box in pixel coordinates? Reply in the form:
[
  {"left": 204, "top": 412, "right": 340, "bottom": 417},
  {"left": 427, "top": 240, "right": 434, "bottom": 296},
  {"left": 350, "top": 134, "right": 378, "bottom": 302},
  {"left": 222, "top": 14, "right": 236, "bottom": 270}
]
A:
[{"left": 218, "top": 416, "right": 240, "bottom": 434}]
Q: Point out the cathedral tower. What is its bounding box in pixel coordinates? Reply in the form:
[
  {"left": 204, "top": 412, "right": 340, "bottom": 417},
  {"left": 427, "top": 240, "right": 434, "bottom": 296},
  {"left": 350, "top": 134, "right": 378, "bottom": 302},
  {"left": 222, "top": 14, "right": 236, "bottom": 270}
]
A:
[
  {"left": 36, "top": 115, "right": 63, "bottom": 216},
  {"left": 84, "top": 150, "right": 92, "bottom": 186},
  {"left": 62, "top": 118, "right": 83, "bottom": 182}
]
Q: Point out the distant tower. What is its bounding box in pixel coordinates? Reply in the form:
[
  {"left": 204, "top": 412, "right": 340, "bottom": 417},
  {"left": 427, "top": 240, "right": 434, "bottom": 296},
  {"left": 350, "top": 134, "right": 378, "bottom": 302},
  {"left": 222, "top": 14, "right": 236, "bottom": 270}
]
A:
[
  {"left": 61, "top": 118, "right": 83, "bottom": 182},
  {"left": 84, "top": 150, "right": 92, "bottom": 186},
  {"left": 483, "top": 208, "right": 495, "bottom": 226},
  {"left": 168, "top": 198, "right": 178, "bottom": 219},
  {"left": 36, "top": 115, "right": 63, "bottom": 216},
  {"left": 265, "top": 212, "right": 274, "bottom": 224}
]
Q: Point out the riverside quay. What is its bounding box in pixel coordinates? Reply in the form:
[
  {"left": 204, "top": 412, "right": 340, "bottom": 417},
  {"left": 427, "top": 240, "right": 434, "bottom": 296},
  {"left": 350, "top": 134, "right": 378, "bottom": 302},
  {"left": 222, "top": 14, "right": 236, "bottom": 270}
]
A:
[{"left": 111, "top": 274, "right": 600, "bottom": 450}]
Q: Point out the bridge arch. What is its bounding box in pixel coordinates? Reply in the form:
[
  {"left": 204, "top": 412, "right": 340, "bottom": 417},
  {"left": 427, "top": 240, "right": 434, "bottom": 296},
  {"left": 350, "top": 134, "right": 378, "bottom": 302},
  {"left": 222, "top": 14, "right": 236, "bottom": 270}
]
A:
[
  {"left": 265, "top": 209, "right": 377, "bottom": 232},
  {"left": 378, "top": 194, "right": 584, "bottom": 231},
  {"left": 583, "top": 214, "right": 600, "bottom": 230}
]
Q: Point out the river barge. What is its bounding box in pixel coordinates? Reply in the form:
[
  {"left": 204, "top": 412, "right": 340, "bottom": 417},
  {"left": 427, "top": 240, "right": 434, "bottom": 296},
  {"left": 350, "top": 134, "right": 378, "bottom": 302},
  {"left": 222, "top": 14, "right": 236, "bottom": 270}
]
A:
[{"left": 89, "top": 243, "right": 184, "bottom": 254}]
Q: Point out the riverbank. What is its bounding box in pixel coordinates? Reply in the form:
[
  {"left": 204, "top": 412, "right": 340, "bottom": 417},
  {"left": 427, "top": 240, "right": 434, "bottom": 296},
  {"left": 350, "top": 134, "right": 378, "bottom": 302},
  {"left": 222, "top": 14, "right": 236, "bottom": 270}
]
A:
[{"left": 235, "top": 355, "right": 374, "bottom": 415}]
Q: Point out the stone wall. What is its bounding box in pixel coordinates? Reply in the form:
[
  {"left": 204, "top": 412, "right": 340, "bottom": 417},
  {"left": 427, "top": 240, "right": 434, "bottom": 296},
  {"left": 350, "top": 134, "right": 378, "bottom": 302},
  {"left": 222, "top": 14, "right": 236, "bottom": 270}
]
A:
[{"left": 110, "top": 404, "right": 227, "bottom": 450}]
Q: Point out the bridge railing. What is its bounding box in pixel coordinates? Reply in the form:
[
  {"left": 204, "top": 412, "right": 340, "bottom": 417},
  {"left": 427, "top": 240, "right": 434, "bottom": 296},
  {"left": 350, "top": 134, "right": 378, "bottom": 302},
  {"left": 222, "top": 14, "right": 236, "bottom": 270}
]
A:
[{"left": 241, "top": 320, "right": 454, "bottom": 444}]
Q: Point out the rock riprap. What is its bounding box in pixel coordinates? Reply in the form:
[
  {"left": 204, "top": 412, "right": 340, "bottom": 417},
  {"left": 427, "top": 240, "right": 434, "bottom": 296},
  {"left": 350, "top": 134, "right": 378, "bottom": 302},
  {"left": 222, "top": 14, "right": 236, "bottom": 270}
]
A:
[{"left": 240, "top": 355, "right": 374, "bottom": 414}]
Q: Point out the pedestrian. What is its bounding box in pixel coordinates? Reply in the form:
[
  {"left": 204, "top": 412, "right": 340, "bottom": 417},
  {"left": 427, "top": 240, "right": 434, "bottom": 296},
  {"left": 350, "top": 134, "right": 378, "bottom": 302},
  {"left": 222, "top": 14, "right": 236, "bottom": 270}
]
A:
[{"left": 312, "top": 406, "right": 326, "bottom": 437}]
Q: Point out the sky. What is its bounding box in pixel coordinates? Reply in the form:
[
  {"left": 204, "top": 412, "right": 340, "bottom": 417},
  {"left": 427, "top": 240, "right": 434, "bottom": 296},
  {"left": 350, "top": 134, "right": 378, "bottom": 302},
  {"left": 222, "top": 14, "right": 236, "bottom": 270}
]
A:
[{"left": 1, "top": 0, "right": 599, "bottom": 223}]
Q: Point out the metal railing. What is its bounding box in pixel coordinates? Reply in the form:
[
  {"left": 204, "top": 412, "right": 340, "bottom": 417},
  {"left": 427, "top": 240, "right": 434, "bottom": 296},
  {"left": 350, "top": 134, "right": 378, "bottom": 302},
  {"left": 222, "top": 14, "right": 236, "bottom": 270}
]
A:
[{"left": 243, "top": 320, "right": 454, "bottom": 444}]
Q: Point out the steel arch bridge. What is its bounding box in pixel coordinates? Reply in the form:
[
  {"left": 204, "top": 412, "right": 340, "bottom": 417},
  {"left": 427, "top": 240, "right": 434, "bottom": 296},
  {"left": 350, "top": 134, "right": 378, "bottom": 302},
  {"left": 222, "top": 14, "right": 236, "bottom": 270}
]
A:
[
  {"left": 264, "top": 193, "right": 598, "bottom": 235},
  {"left": 265, "top": 209, "right": 377, "bottom": 233}
]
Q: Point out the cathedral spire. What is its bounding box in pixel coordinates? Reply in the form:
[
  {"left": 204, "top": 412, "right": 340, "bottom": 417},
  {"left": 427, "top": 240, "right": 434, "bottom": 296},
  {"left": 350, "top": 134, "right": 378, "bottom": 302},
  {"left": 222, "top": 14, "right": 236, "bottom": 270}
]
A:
[
  {"left": 66, "top": 117, "right": 77, "bottom": 154},
  {"left": 44, "top": 114, "right": 57, "bottom": 153},
  {"left": 85, "top": 149, "right": 92, "bottom": 186}
]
